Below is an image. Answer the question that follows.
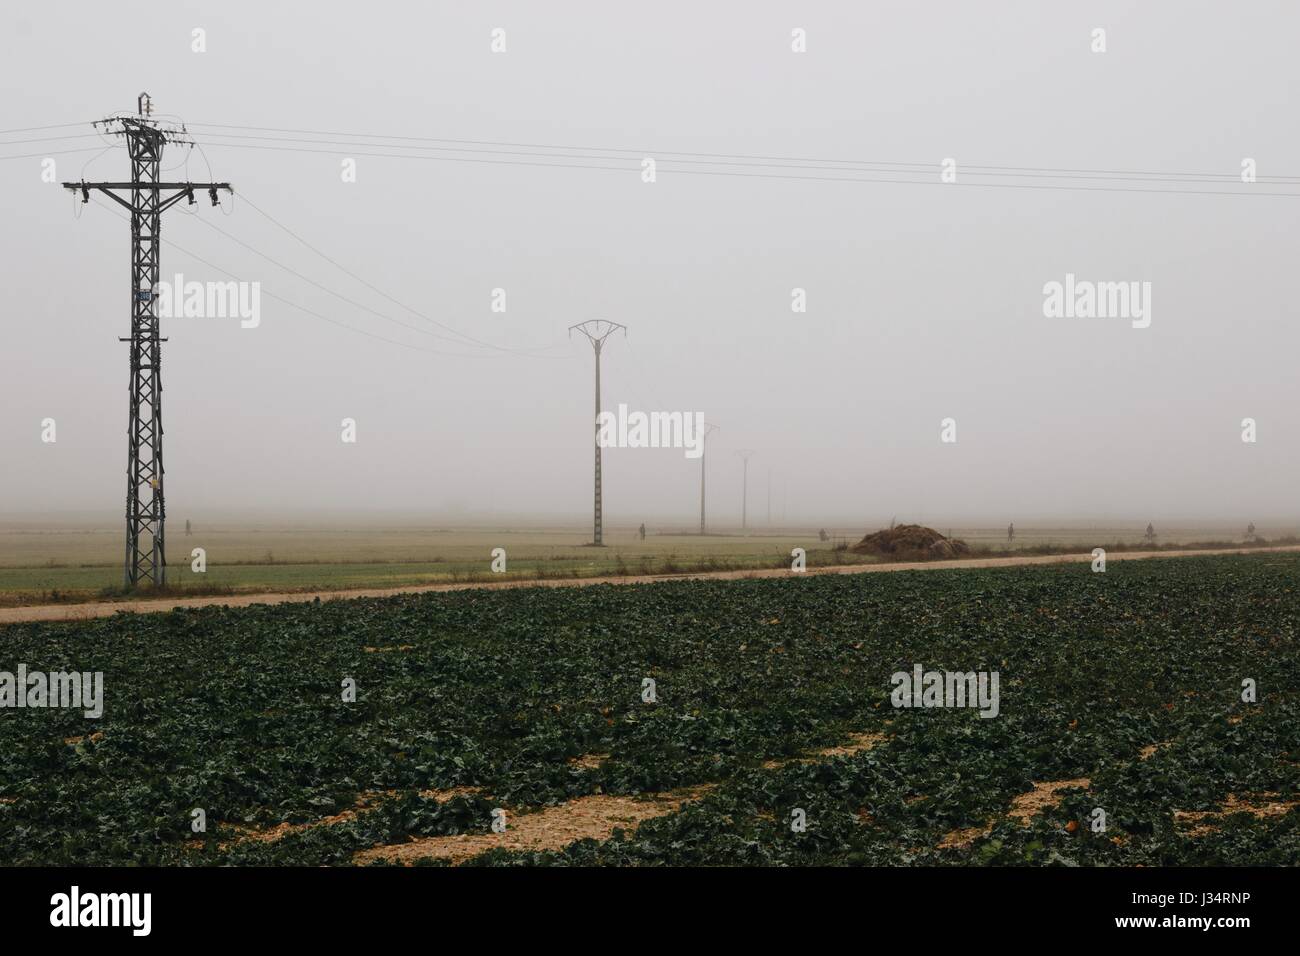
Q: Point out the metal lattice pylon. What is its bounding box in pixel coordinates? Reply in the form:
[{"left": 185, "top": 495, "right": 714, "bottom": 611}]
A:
[{"left": 64, "top": 96, "right": 231, "bottom": 587}]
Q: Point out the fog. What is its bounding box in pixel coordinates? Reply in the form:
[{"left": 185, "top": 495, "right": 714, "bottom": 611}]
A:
[{"left": 3, "top": 1, "right": 1298, "bottom": 528}]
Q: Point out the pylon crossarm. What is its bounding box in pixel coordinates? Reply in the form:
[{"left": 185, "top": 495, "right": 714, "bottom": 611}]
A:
[
  {"left": 61, "top": 182, "right": 231, "bottom": 191},
  {"left": 62, "top": 182, "right": 231, "bottom": 213},
  {"left": 568, "top": 319, "right": 627, "bottom": 348}
]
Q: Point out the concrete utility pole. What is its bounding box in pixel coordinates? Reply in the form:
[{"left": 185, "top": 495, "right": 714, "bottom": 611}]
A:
[
  {"left": 766, "top": 467, "right": 772, "bottom": 526},
  {"left": 62, "top": 94, "right": 231, "bottom": 588},
  {"left": 735, "top": 449, "right": 756, "bottom": 530},
  {"left": 569, "top": 320, "right": 626, "bottom": 546},
  {"left": 699, "top": 422, "right": 718, "bottom": 534}
]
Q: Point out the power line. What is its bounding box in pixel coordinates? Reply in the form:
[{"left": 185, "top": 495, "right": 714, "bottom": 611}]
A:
[
  {"left": 182, "top": 138, "right": 1300, "bottom": 199},
  {"left": 0, "top": 146, "right": 115, "bottom": 161},
  {"left": 64, "top": 153, "right": 567, "bottom": 356},
  {"left": 189, "top": 129, "right": 1300, "bottom": 186},
  {"left": 21, "top": 118, "right": 1300, "bottom": 190},
  {"left": 63, "top": 133, "right": 569, "bottom": 360},
  {"left": 16, "top": 119, "right": 1299, "bottom": 198},
  {"left": 185, "top": 120, "right": 1300, "bottom": 185},
  {"left": 0, "top": 121, "right": 96, "bottom": 135},
  {"left": 0, "top": 133, "right": 107, "bottom": 146},
  {"left": 89, "top": 196, "right": 520, "bottom": 359},
  {"left": 188, "top": 211, "right": 520, "bottom": 350},
  {"left": 185, "top": 121, "right": 1300, "bottom": 182},
  {"left": 232, "top": 190, "right": 565, "bottom": 357}
]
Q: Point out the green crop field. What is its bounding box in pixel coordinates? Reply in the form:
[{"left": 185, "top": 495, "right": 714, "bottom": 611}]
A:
[
  {"left": 0, "top": 524, "right": 873, "bottom": 604},
  {"left": 1, "top": 552, "right": 1296, "bottom": 866},
  {"left": 0, "top": 519, "right": 1285, "bottom": 608}
]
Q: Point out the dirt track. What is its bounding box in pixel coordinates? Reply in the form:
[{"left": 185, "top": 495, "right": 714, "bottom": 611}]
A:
[{"left": 2, "top": 544, "right": 1297, "bottom": 625}]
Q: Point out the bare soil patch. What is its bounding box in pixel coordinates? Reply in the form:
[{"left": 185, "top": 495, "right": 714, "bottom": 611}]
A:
[
  {"left": 1006, "top": 778, "right": 1091, "bottom": 826},
  {"left": 354, "top": 788, "right": 710, "bottom": 866},
  {"left": 192, "top": 786, "right": 478, "bottom": 850},
  {"left": 352, "top": 729, "right": 888, "bottom": 865},
  {"left": 1175, "top": 792, "right": 1299, "bottom": 837},
  {"left": 939, "top": 777, "right": 1090, "bottom": 849},
  {"left": 938, "top": 823, "right": 993, "bottom": 850},
  {"left": 763, "top": 731, "right": 887, "bottom": 769},
  {"left": 63, "top": 731, "right": 104, "bottom": 746},
  {"left": 567, "top": 753, "right": 610, "bottom": 770}
]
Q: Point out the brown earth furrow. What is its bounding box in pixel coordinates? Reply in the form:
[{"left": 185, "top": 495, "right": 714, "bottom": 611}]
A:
[
  {"left": 5, "top": 544, "right": 1294, "bottom": 624},
  {"left": 1174, "top": 793, "right": 1299, "bottom": 837},
  {"left": 189, "top": 786, "right": 479, "bottom": 851},
  {"left": 939, "top": 778, "right": 1091, "bottom": 849},
  {"left": 352, "top": 728, "right": 887, "bottom": 865},
  {"left": 354, "top": 788, "right": 710, "bottom": 866}
]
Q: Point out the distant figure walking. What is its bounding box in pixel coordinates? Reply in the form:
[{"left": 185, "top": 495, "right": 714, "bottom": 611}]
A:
[
  {"left": 1145, "top": 523, "right": 1157, "bottom": 545},
  {"left": 1007, "top": 522, "right": 1015, "bottom": 544},
  {"left": 638, "top": 523, "right": 646, "bottom": 541},
  {"left": 818, "top": 528, "right": 830, "bottom": 542},
  {"left": 1246, "top": 522, "right": 1257, "bottom": 542}
]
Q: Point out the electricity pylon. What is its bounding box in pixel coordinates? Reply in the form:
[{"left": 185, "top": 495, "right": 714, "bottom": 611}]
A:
[
  {"left": 569, "top": 320, "right": 626, "bottom": 546},
  {"left": 735, "top": 449, "right": 756, "bottom": 530},
  {"left": 699, "top": 422, "right": 718, "bottom": 534},
  {"left": 63, "top": 94, "right": 231, "bottom": 587}
]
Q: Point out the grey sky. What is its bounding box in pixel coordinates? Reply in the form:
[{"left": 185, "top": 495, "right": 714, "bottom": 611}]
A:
[{"left": 3, "top": 1, "right": 1297, "bottom": 527}]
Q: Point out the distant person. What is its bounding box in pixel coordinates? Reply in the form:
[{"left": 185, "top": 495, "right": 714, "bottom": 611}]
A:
[
  {"left": 1246, "top": 522, "right": 1257, "bottom": 542},
  {"left": 818, "top": 528, "right": 829, "bottom": 542},
  {"left": 1007, "top": 522, "right": 1015, "bottom": 544},
  {"left": 638, "top": 523, "right": 646, "bottom": 541},
  {"left": 1145, "top": 523, "right": 1156, "bottom": 545}
]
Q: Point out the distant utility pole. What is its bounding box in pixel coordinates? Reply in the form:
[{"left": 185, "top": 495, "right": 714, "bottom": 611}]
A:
[
  {"left": 766, "top": 467, "right": 772, "bottom": 526},
  {"left": 62, "top": 94, "right": 230, "bottom": 588},
  {"left": 735, "top": 449, "right": 756, "bottom": 530},
  {"left": 569, "top": 320, "right": 626, "bottom": 546},
  {"left": 699, "top": 422, "right": 718, "bottom": 534}
]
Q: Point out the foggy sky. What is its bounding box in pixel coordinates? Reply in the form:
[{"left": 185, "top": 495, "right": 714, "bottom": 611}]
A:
[{"left": 3, "top": 1, "right": 1298, "bottom": 528}]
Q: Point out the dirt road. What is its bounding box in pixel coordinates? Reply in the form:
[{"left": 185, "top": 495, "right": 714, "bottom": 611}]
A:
[{"left": 2, "top": 544, "right": 1296, "bottom": 625}]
